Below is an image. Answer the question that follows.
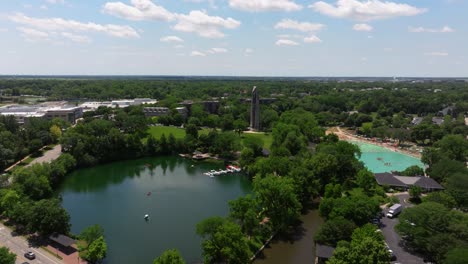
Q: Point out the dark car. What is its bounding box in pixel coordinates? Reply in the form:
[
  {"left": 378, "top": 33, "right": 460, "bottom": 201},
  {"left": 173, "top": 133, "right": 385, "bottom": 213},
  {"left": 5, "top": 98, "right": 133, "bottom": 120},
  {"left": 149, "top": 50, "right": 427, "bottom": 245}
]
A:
[{"left": 24, "top": 252, "right": 36, "bottom": 260}]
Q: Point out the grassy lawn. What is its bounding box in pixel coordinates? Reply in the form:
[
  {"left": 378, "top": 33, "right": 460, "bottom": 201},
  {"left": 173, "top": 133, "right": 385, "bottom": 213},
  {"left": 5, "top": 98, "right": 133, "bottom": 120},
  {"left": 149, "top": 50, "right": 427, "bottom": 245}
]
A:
[
  {"left": 147, "top": 126, "right": 273, "bottom": 149},
  {"left": 241, "top": 132, "right": 273, "bottom": 149},
  {"left": 147, "top": 126, "right": 210, "bottom": 139}
]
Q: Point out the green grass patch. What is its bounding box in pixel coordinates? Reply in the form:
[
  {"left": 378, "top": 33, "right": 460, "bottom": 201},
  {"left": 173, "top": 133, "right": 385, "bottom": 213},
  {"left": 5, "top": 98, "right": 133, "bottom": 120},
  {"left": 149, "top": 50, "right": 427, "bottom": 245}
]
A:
[
  {"left": 147, "top": 126, "right": 210, "bottom": 140},
  {"left": 241, "top": 133, "right": 273, "bottom": 149}
]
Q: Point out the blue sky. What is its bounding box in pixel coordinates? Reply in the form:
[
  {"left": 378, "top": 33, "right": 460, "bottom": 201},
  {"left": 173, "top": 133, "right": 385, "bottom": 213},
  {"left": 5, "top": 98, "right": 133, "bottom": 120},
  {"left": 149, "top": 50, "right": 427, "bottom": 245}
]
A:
[{"left": 0, "top": 0, "right": 466, "bottom": 77}]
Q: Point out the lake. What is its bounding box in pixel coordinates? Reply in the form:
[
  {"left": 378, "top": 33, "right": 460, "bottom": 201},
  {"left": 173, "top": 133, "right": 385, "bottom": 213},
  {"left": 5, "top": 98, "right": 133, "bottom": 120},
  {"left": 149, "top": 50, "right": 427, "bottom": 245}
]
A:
[{"left": 60, "top": 156, "right": 251, "bottom": 264}]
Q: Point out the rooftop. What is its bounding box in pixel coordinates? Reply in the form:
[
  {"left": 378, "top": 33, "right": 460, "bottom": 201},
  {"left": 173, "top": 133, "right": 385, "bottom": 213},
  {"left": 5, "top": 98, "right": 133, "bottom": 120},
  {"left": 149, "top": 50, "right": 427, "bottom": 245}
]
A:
[{"left": 374, "top": 173, "right": 443, "bottom": 190}]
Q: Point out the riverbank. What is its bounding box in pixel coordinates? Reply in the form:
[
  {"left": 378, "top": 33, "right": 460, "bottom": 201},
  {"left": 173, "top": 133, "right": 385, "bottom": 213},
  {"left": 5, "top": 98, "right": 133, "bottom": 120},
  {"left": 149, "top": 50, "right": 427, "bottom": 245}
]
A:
[{"left": 326, "top": 127, "right": 422, "bottom": 159}]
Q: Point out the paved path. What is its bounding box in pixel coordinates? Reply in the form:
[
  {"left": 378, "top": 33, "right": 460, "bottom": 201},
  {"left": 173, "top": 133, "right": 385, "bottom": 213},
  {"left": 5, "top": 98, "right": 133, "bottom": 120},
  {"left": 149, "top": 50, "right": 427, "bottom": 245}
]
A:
[
  {"left": 27, "top": 145, "right": 62, "bottom": 167},
  {"left": 380, "top": 193, "right": 424, "bottom": 264},
  {"left": 0, "top": 223, "right": 62, "bottom": 264}
]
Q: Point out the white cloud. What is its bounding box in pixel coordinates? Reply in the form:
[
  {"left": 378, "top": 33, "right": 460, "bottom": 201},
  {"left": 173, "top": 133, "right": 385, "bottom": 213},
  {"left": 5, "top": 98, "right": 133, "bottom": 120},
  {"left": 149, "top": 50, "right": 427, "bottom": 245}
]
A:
[
  {"left": 303, "top": 35, "right": 322, "bottom": 43},
  {"left": 8, "top": 13, "right": 139, "bottom": 38},
  {"left": 0, "top": 28, "right": 8, "bottom": 32},
  {"left": 103, "top": 1, "right": 240, "bottom": 38},
  {"left": 17, "top": 27, "right": 49, "bottom": 41},
  {"left": 274, "top": 19, "right": 325, "bottom": 32},
  {"left": 46, "top": 0, "right": 65, "bottom": 4},
  {"left": 310, "top": 0, "right": 426, "bottom": 21},
  {"left": 408, "top": 26, "right": 454, "bottom": 33},
  {"left": 207, "top": 47, "right": 228, "bottom": 54},
  {"left": 425, "top": 52, "right": 449, "bottom": 56},
  {"left": 61, "top": 32, "right": 92, "bottom": 43},
  {"left": 103, "top": 0, "right": 175, "bottom": 21},
  {"left": 229, "top": 0, "right": 302, "bottom": 12},
  {"left": 160, "top": 35, "right": 184, "bottom": 43},
  {"left": 245, "top": 48, "right": 254, "bottom": 53},
  {"left": 275, "top": 39, "right": 299, "bottom": 46},
  {"left": 190, "top": 50, "right": 206, "bottom": 56},
  {"left": 174, "top": 44, "right": 184, "bottom": 49},
  {"left": 173, "top": 10, "right": 240, "bottom": 38},
  {"left": 40, "top": 5, "right": 48, "bottom": 10},
  {"left": 353, "top": 23, "right": 373, "bottom": 31}
]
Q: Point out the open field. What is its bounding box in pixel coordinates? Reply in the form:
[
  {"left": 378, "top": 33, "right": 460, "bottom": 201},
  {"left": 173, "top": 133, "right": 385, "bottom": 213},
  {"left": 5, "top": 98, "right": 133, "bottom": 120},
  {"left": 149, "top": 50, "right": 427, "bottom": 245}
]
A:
[
  {"left": 241, "top": 132, "right": 273, "bottom": 149},
  {"left": 147, "top": 126, "right": 210, "bottom": 139},
  {"left": 148, "top": 126, "right": 273, "bottom": 149}
]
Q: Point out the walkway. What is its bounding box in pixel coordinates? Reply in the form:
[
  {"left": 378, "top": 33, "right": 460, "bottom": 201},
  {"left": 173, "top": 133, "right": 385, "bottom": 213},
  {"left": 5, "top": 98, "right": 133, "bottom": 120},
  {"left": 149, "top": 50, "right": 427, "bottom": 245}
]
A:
[
  {"left": 0, "top": 222, "right": 62, "bottom": 264},
  {"left": 27, "top": 145, "right": 62, "bottom": 167}
]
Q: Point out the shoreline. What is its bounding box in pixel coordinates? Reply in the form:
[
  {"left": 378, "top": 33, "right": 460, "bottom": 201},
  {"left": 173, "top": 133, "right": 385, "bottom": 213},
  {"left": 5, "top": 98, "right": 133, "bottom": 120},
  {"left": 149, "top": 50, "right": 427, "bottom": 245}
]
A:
[{"left": 327, "top": 127, "right": 422, "bottom": 159}]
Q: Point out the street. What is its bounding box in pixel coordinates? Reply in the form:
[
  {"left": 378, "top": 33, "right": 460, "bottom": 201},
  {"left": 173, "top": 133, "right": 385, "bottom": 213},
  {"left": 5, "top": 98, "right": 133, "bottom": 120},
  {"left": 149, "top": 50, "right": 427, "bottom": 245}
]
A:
[
  {"left": 27, "top": 145, "right": 62, "bottom": 167},
  {"left": 380, "top": 193, "right": 424, "bottom": 264},
  {"left": 0, "top": 223, "right": 62, "bottom": 264}
]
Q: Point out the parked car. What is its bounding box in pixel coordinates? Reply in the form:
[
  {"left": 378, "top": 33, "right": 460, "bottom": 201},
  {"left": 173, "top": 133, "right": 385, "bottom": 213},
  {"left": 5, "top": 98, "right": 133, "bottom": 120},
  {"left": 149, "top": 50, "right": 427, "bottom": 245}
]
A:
[{"left": 24, "top": 252, "right": 35, "bottom": 260}]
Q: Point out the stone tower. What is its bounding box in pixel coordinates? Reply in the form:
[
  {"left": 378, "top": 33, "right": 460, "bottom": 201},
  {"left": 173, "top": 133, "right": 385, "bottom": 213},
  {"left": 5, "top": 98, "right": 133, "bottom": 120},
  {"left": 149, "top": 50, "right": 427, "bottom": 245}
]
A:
[{"left": 250, "top": 86, "right": 260, "bottom": 130}]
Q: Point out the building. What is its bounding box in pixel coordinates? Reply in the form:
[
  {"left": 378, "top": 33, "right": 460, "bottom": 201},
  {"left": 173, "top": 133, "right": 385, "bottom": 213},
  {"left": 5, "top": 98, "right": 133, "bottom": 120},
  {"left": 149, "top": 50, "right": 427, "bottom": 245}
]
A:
[
  {"left": 374, "top": 172, "right": 444, "bottom": 191},
  {"left": 176, "top": 107, "right": 188, "bottom": 118},
  {"left": 81, "top": 98, "right": 158, "bottom": 110},
  {"left": 250, "top": 86, "right": 260, "bottom": 130},
  {"left": 0, "top": 104, "right": 83, "bottom": 124},
  {"left": 315, "top": 244, "right": 335, "bottom": 264},
  {"left": 44, "top": 106, "right": 83, "bottom": 124},
  {"left": 143, "top": 107, "right": 170, "bottom": 117},
  {"left": 202, "top": 100, "right": 220, "bottom": 114}
]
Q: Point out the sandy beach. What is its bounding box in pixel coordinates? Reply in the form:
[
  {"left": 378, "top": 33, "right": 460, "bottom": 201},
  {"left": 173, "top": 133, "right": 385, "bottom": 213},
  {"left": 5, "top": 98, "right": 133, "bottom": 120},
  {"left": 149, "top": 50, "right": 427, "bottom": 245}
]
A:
[{"left": 326, "top": 127, "right": 422, "bottom": 159}]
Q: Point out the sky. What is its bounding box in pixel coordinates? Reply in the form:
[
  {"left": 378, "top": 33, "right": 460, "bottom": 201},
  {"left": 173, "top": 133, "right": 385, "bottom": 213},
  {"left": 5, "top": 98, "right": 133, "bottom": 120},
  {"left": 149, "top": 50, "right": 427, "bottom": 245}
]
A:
[{"left": 0, "top": 0, "right": 467, "bottom": 77}]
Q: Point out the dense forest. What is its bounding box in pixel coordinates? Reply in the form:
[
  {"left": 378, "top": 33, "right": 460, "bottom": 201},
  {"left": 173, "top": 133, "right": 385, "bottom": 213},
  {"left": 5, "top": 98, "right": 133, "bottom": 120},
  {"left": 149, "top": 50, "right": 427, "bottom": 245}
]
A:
[{"left": 0, "top": 78, "right": 467, "bottom": 264}]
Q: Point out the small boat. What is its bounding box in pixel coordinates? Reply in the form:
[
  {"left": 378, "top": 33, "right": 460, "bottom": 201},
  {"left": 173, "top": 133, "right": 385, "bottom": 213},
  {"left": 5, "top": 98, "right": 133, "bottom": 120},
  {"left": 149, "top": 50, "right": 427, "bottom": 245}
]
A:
[
  {"left": 147, "top": 192, "right": 152, "bottom": 196},
  {"left": 144, "top": 214, "right": 149, "bottom": 220}
]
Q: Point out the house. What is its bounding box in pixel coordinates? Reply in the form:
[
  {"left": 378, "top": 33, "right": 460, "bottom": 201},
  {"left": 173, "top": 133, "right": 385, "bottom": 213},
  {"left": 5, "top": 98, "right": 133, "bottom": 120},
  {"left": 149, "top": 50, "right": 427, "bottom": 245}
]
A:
[{"left": 374, "top": 172, "right": 444, "bottom": 191}]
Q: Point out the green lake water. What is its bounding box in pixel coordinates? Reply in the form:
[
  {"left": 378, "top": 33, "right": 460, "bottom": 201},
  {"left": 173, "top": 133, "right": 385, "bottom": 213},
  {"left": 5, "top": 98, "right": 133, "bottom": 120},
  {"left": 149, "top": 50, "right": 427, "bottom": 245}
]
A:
[
  {"left": 59, "top": 156, "right": 251, "bottom": 264},
  {"left": 351, "top": 141, "right": 425, "bottom": 173}
]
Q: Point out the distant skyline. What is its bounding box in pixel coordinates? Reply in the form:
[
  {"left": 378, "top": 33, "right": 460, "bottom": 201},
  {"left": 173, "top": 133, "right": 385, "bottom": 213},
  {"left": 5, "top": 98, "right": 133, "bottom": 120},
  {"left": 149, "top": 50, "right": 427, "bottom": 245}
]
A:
[{"left": 0, "top": 0, "right": 467, "bottom": 77}]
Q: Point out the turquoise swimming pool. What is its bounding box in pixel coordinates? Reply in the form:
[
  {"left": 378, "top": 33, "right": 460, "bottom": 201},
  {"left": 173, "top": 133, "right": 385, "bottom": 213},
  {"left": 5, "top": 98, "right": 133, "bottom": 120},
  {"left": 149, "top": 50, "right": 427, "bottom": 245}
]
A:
[{"left": 350, "top": 141, "right": 425, "bottom": 173}]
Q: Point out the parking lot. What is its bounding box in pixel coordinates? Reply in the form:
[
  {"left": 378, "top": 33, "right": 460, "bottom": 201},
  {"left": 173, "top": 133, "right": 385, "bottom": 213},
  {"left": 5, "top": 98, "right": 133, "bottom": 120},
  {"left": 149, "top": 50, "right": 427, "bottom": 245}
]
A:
[{"left": 380, "top": 193, "right": 424, "bottom": 264}]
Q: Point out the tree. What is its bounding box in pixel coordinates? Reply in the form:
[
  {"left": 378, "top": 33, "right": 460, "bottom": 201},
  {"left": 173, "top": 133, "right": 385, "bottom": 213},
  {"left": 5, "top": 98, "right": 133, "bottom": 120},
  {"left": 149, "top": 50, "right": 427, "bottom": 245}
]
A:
[
  {"left": 0, "top": 247, "right": 16, "bottom": 264},
  {"left": 444, "top": 247, "right": 468, "bottom": 264},
  {"left": 253, "top": 175, "right": 301, "bottom": 232},
  {"left": 356, "top": 169, "right": 376, "bottom": 193},
  {"left": 446, "top": 172, "right": 468, "bottom": 209},
  {"left": 196, "top": 218, "right": 251, "bottom": 264},
  {"left": 0, "top": 189, "right": 20, "bottom": 217},
  {"left": 422, "top": 191, "right": 456, "bottom": 209},
  {"left": 396, "top": 202, "right": 468, "bottom": 262},
  {"left": 400, "top": 165, "right": 424, "bottom": 176},
  {"left": 80, "top": 225, "right": 104, "bottom": 245},
  {"left": 314, "top": 217, "right": 356, "bottom": 246},
  {"left": 228, "top": 195, "right": 259, "bottom": 236},
  {"left": 435, "top": 135, "right": 468, "bottom": 162},
  {"left": 328, "top": 225, "right": 390, "bottom": 264},
  {"left": 50, "top": 125, "right": 62, "bottom": 142},
  {"left": 409, "top": 185, "right": 423, "bottom": 203},
  {"left": 153, "top": 249, "right": 185, "bottom": 264},
  {"left": 28, "top": 199, "right": 70, "bottom": 235},
  {"left": 86, "top": 236, "right": 107, "bottom": 263},
  {"left": 185, "top": 124, "right": 198, "bottom": 139}
]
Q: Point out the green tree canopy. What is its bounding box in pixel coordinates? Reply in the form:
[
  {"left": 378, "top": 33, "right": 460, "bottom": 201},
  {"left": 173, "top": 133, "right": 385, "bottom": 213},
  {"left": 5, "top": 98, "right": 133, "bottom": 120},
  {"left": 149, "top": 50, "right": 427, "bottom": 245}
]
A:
[
  {"left": 153, "top": 249, "right": 185, "bottom": 264},
  {"left": 0, "top": 247, "right": 16, "bottom": 264}
]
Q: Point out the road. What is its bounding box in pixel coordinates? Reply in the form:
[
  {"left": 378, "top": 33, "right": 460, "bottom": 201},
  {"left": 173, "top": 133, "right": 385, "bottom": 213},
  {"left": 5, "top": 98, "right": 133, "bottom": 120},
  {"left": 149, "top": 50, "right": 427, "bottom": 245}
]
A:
[
  {"left": 27, "top": 145, "right": 62, "bottom": 167},
  {"left": 0, "top": 223, "right": 62, "bottom": 264},
  {"left": 380, "top": 193, "right": 424, "bottom": 264}
]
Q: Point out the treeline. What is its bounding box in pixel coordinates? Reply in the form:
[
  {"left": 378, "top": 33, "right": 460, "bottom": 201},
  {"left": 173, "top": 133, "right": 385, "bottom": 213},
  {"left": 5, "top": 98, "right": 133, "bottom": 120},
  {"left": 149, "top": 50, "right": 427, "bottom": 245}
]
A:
[
  {"left": 0, "top": 153, "right": 76, "bottom": 235},
  {"left": 395, "top": 134, "right": 468, "bottom": 263},
  {"left": 0, "top": 116, "right": 67, "bottom": 171}
]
